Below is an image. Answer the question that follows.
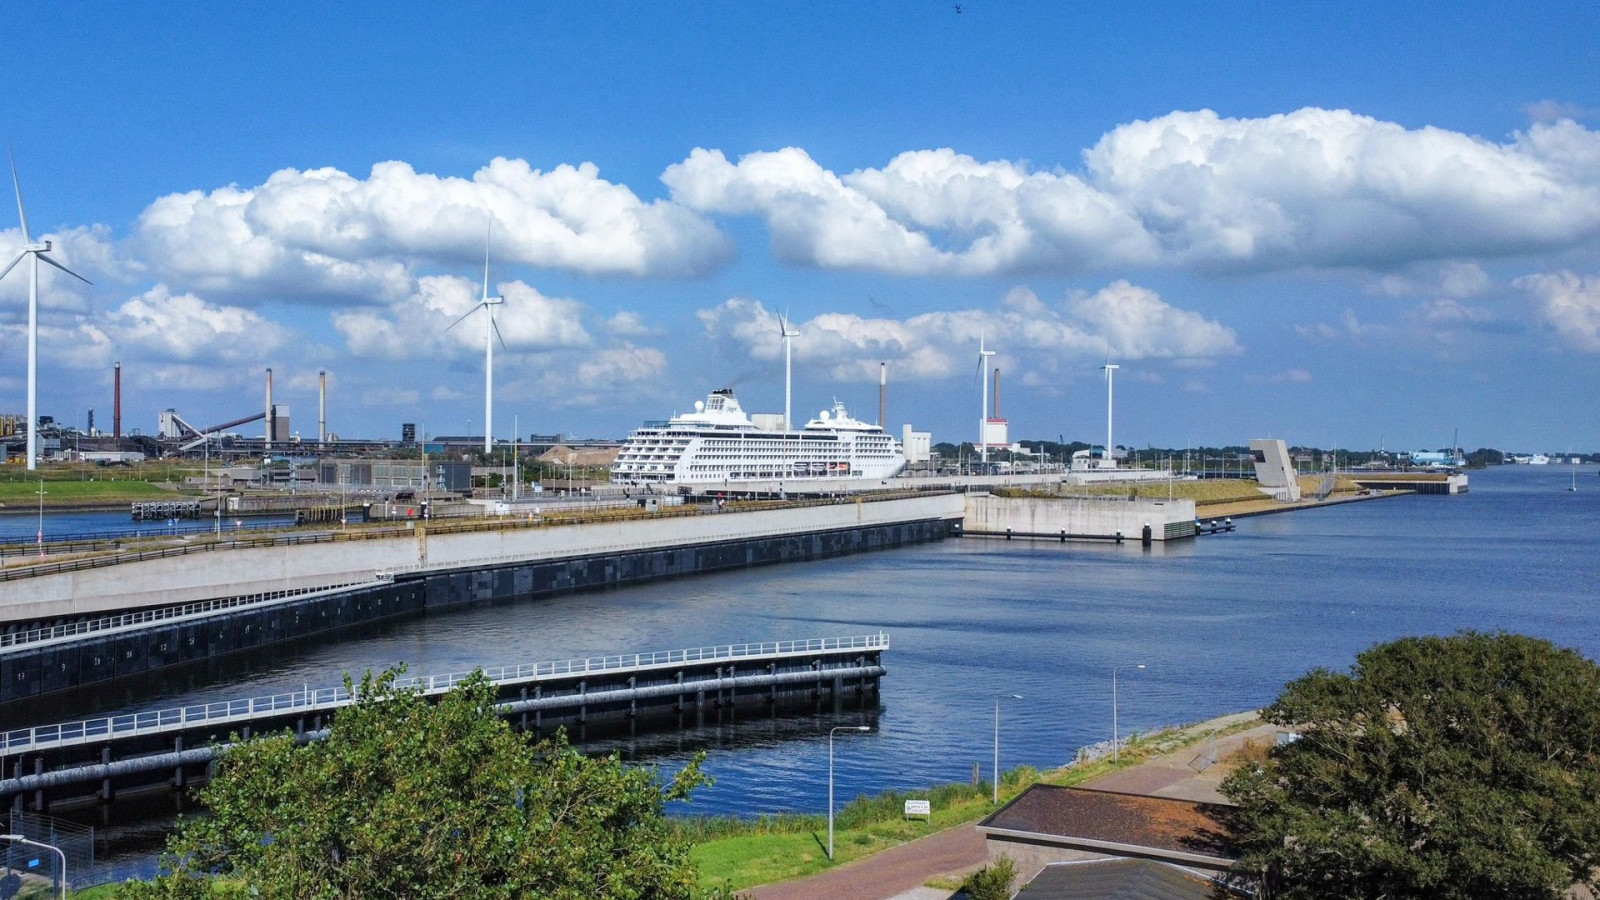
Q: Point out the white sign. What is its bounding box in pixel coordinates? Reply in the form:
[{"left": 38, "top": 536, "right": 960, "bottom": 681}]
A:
[{"left": 903, "top": 799, "right": 931, "bottom": 819}]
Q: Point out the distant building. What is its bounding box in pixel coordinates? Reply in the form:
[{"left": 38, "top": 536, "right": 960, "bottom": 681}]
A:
[
  {"left": 979, "top": 417, "right": 1009, "bottom": 451},
  {"left": 1249, "top": 438, "right": 1301, "bottom": 502},
  {"left": 158, "top": 409, "right": 184, "bottom": 439},
  {"left": 901, "top": 425, "right": 932, "bottom": 463}
]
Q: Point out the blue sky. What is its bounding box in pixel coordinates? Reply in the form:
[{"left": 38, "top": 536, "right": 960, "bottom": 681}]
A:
[{"left": 3, "top": 3, "right": 1598, "bottom": 453}]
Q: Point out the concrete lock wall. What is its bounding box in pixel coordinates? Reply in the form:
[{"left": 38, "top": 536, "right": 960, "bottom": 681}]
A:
[
  {"left": 1, "top": 516, "right": 954, "bottom": 703},
  {"left": 961, "top": 494, "right": 1196, "bottom": 541},
  {"left": 4, "top": 494, "right": 966, "bottom": 623}
]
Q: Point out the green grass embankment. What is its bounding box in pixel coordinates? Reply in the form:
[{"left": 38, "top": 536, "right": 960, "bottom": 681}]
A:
[
  {"left": 0, "top": 479, "right": 186, "bottom": 509},
  {"left": 686, "top": 716, "right": 1258, "bottom": 893},
  {"left": 0, "top": 463, "right": 203, "bottom": 510}
]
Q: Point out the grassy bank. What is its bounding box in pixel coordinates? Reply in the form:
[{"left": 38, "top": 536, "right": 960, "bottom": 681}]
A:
[
  {"left": 0, "top": 462, "right": 202, "bottom": 511},
  {"left": 686, "top": 716, "right": 1258, "bottom": 892}
]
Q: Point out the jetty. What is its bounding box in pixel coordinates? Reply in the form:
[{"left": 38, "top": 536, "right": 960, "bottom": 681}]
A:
[{"left": 2, "top": 633, "right": 887, "bottom": 812}]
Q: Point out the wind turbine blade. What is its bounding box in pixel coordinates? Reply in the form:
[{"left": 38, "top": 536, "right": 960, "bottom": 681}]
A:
[
  {"left": 9, "top": 149, "right": 29, "bottom": 244},
  {"left": 490, "top": 315, "right": 508, "bottom": 351},
  {"left": 444, "top": 304, "right": 481, "bottom": 333},
  {"left": 38, "top": 253, "right": 93, "bottom": 285},
  {"left": 0, "top": 251, "right": 25, "bottom": 282}
]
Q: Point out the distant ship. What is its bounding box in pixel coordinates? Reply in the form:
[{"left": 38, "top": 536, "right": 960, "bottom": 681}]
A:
[{"left": 610, "top": 389, "right": 907, "bottom": 485}]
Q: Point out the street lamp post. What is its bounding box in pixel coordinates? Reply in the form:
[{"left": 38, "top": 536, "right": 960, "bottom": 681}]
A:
[
  {"left": 1112, "top": 664, "right": 1145, "bottom": 762},
  {"left": 993, "top": 693, "right": 1022, "bottom": 804},
  {"left": 1, "top": 833, "right": 66, "bottom": 900},
  {"left": 35, "top": 479, "right": 46, "bottom": 557},
  {"left": 828, "top": 724, "right": 871, "bottom": 861}
]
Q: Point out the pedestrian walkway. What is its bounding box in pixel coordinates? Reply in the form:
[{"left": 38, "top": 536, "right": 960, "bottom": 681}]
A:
[
  {"left": 744, "top": 824, "right": 985, "bottom": 900},
  {"left": 740, "top": 711, "right": 1269, "bottom": 900}
]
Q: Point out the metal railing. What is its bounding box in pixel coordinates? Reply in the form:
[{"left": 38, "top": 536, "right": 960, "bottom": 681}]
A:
[
  {"left": 0, "top": 579, "right": 385, "bottom": 650},
  {"left": 0, "top": 633, "right": 889, "bottom": 755}
]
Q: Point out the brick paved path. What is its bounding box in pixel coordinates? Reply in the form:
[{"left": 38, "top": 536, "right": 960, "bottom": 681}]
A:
[{"left": 745, "top": 823, "right": 985, "bottom": 900}]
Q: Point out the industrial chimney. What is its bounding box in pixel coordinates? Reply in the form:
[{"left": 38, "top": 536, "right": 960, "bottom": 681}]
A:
[
  {"left": 878, "top": 362, "right": 887, "bottom": 427},
  {"left": 265, "top": 368, "right": 274, "bottom": 449},
  {"left": 993, "top": 368, "right": 1001, "bottom": 419},
  {"left": 318, "top": 370, "right": 327, "bottom": 446},
  {"left": 113, "top": 361, "right": 122, "bottom": 440}
]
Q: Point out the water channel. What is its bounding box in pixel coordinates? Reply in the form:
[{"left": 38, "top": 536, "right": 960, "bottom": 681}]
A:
[{"left": 5, "top": 465, "right": 1598, "bottom": 876}]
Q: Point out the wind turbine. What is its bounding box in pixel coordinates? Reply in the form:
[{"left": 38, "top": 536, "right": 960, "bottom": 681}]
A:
[
  {"left": 1, "top": 153, "right": 91, "bottom": 471},
  {"left": 977, "top": 334, "right": 995, "bottom": 466},
  {"left": 1102, "top": 363, "right": 1119, "bottom": 467},
  {"left": 445, "top": 223, "right": 506, "bottom": 454},
  {"left": 775, "top": 310, "right": 800, "bottom": 430}
]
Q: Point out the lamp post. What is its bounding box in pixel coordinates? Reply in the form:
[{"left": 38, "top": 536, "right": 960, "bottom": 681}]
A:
[
  {"left": 1, "top": 833, "right": 66, "bottom": 900},
  {"left": 1112, "top": 664, "right": 1145, "bottom": 762},
  {"left": 994, "top": 693, "right": 1022, "bottom": 804},
  {"left": 35, "top": 479, "right": 46, "bottom": 557},
  {"left": 828, "top": 724, "right": 870, "bottom": 861}
]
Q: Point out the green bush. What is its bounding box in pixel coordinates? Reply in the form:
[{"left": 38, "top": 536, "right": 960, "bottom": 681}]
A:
[{"left": 960, "top": 855, "right": 1016, "bottom": 900}]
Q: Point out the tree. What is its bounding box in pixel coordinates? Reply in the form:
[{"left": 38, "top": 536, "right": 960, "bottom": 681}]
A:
[
  {"left": 120, "top": 670, "right": 717, "bottom": 900},
  {"left": 1222, "top": 632, "right": 1600, "bottom": 900}
]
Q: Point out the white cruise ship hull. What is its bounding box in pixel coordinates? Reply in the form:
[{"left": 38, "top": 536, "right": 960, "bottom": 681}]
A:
[{"left": 611, "top": 390, "right": 907, "bottom": 485}]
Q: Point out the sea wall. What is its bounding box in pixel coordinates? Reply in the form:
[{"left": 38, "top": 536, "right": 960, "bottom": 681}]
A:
[
  {"left": 2, "top": 493, "right": 966, "bottom": 624},
  {"left": 0, "top": 516, "right": 953, "bottom": 704}
]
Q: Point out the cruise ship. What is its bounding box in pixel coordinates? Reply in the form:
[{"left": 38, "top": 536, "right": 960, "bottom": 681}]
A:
[{"left": 610, "top": 389, "right": 907, "bottom": 484}]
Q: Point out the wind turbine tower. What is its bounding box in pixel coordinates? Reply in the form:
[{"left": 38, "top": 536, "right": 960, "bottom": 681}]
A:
[
  {"left": 1, "top": 155, "right": 92, "bottom": 471},
  {"left": 978, "top": 336, "right": 995, "bottom": 465},
  {"left": 777, "top": 311, "right": 800, "bottom": 430},
  {"left": 1103, "top": 363, "right": 1119, "bottom": 465},
  {"left": 446, "top": 225, "right": 507, "bottom": 453}
]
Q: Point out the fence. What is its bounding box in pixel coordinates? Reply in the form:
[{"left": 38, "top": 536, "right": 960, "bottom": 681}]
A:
[{"left": 4, "top": 810, "right": 93, "bottom": 891}]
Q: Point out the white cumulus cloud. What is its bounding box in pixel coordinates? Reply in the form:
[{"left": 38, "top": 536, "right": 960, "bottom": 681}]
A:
[
  {"left": 665, "top": 109, "right": 1600, "bottom": 276},
  {"left": 332, "top": 275, "right": 593, "bottom": 361},
  {"left": 697, "top": 282, "right": 1239, "bottom": 383},
  {"left": 134, "top": 157, "right": 733, "bottom": 301},
  {"left": 1516, "top": 271, "right": 1600, "bottom": 351},
  {"left": 664, "top": 147, "right": 1154, "bottom": 276}
]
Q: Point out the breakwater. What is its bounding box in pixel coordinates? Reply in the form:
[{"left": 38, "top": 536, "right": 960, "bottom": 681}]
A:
[
  {"left": 1, "top": 492, "right": 965, "bottom": 623},
  {"left": 1, "top": 516, "right": 949, "bottom": 704}
]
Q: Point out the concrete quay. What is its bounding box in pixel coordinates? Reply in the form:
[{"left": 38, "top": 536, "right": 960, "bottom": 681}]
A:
[
  {"left": 1, "top": 492, "right": 965, "bottom": 625},
  {"left": 961, "top": 493, "right": 1197, "bottom": 543}
]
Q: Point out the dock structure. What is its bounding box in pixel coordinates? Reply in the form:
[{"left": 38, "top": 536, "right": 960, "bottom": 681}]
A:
[
  {"left": 960, "top": 492, "right": 1198, "bottom": 543},
  {"left": 1346, "top": 472, "right": 1468, "bottom": 495},
  {"left": 0, "top": 495, "right": 953, "bottom": 702},
  {"left": 1, "top": 633, "right": 888, "bottom": 812},
  {"left": 2, "top": 492, "right": 964, "bottom": 624}
]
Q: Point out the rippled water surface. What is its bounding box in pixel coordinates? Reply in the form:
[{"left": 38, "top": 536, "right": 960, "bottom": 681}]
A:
[{"left": 18, "top": 466, "right": 1600, "bottom": 830}]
